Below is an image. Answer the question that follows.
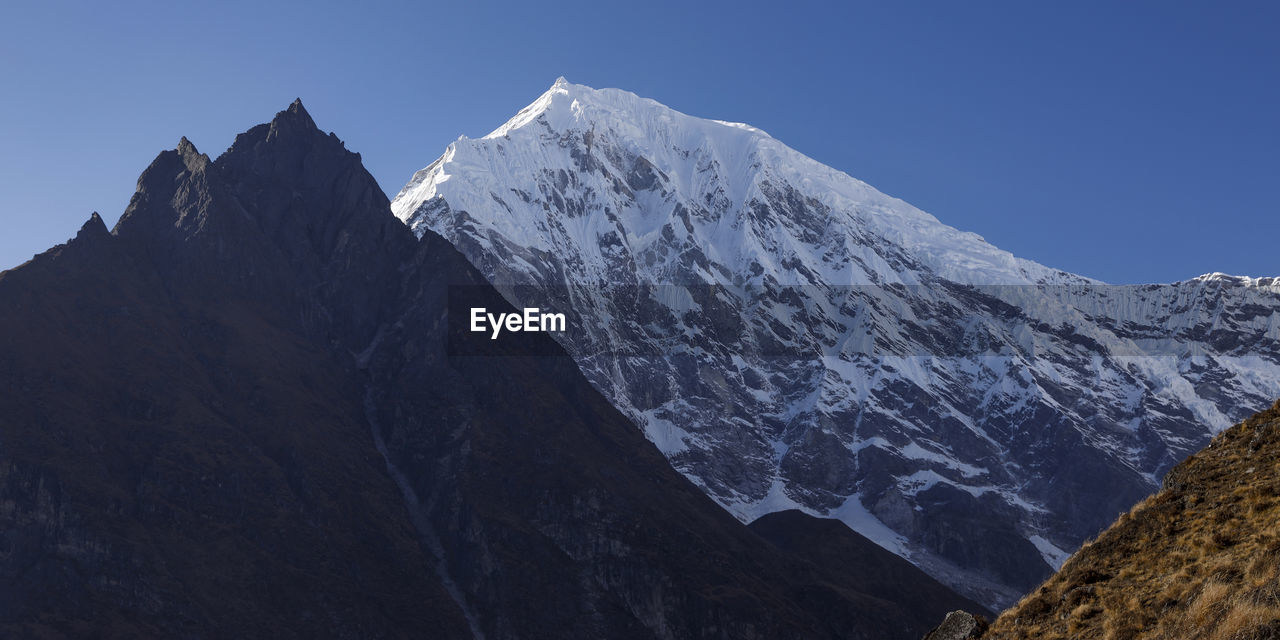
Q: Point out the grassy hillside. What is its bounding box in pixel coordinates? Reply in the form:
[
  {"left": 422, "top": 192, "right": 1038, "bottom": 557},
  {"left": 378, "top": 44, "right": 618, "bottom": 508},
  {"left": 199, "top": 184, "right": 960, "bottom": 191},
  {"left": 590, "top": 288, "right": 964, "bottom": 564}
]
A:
[{"left": 985, "top": 399, "right": 1280, "bottom": 639}]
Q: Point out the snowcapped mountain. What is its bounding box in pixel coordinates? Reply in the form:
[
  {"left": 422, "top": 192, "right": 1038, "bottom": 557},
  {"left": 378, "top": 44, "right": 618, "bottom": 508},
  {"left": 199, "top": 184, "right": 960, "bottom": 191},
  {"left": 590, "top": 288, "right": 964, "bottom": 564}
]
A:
[{"left": 392, "top": 78, "right": 1280, "bottom": 607}]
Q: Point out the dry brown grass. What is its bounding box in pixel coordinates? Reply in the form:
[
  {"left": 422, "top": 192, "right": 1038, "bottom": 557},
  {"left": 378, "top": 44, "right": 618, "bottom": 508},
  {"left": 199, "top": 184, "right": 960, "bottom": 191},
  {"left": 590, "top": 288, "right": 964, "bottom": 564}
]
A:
[{"left": 984, "top": 400, "right": 1280, "bottom": 640}]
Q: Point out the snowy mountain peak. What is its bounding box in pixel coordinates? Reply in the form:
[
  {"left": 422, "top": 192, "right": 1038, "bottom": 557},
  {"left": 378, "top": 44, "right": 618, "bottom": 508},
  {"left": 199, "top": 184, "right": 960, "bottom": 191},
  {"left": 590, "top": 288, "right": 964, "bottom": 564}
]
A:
[
  {"left": 482, "top": 78, "right": 773, "bottom": 148},
  {"left": 395, "top": 80, "right": 1087, "bottom": 287}
]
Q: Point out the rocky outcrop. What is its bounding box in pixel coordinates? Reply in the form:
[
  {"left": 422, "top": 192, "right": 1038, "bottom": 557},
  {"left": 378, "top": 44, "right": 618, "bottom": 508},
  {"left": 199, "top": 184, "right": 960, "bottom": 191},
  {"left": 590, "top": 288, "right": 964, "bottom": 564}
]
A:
[{"left": 922, "top": 611, "right": 988, "bottom": 640}]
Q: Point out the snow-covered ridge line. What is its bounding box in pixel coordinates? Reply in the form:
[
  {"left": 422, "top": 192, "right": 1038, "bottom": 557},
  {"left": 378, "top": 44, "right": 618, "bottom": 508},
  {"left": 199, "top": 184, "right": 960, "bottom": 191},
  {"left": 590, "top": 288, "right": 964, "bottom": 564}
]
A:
[
  {"left": 1192, "top": 272, "right": 1280, "bottom": 287},
  {"left": 393, "top": 79, "right": 1092, "bottom": 287}
]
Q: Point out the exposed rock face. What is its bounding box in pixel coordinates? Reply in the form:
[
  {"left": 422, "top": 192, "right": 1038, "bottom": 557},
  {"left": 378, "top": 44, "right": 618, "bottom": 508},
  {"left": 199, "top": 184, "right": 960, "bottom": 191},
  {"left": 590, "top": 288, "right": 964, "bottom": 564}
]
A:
[
  {"left": 922, "top": 611, "right": 988, "bottom": 640},
  {"left": 393, "top": 79, "right": 1280, "bottom": 607},
  {"left": 983, "top": 399, "right": 1280, "bottom": 639},
  {"left": 0, "top": 102, "right": 982, "bottom": 638}
]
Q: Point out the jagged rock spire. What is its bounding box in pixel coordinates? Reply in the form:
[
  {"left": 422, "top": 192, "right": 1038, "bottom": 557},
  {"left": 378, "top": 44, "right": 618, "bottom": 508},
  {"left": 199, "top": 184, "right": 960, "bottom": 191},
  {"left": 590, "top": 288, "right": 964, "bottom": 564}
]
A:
[{"left": 77, "top": 211, "right": 109, "bottom": 239}]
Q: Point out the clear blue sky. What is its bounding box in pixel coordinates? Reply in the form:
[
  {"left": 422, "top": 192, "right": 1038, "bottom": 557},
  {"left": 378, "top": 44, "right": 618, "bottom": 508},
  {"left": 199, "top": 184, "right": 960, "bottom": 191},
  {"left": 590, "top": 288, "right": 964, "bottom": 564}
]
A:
[{"left": 1, "top": 1, "right": 1276, "bottom": 283}]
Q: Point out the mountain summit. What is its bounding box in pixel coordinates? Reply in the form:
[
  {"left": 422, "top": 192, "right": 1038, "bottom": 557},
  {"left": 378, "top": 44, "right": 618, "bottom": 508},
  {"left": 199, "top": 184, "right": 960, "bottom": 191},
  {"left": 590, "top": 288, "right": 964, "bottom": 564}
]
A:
[
  {"left": 393, "top": 79, "right": 1280, "bottom": 607},
  {"left": 396, "top": 79, "right": 1083, "bottom": 287}
]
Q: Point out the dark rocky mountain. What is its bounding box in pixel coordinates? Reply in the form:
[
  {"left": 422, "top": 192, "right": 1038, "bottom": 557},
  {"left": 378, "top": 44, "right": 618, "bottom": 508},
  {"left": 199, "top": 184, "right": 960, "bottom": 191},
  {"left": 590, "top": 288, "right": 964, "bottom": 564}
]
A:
[
  {"left": 0, "top": 101, "right": 982, "bottom": 638},
  {"left": 0, "top": 102, "right": 469, "bottom": 639}
]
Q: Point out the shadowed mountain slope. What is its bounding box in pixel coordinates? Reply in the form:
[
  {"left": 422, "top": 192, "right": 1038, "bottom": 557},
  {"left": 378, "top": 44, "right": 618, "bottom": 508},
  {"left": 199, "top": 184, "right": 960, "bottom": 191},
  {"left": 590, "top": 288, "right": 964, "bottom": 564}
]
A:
[
  {"left": 750, "top": 510, "right": 993, "bottom": 623},
  {"left": 0, "top": 212, "right": 464, "bottom": 636}
]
